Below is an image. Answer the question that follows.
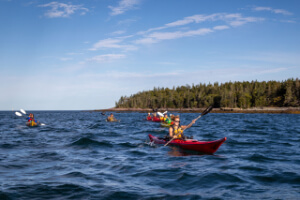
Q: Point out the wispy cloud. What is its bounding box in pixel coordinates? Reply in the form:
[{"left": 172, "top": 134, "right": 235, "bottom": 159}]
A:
[
  {"left": 135, "top": 13, "right": 263, "bottom": 44},
  {"left": 213, "top": 25, "right": 230, "bottom": 30},
  {"left": 165, "top": 14, "right": 220, "bottom": 27},
  {"left": 88, "top": 54, "right": 126, "bottom": 63},
  {"left": 108, "top": 0, "right": 140, "bottom": 16},
  {"left": 88, "top": 12, "right": 265, "bottom": 61},
  {"left": 138, "top": 13, "right": 264, "bottom": 36},
  {"left": 137, "top": 28, "right": 213, "bottom": 44},
  {"left": 253, "top": 6, "right": 293, "bottom": 15},
  {"left": 89, "top": 38, "right": 137, "bottom": 51},
  {"left": 39, "top": 2, "right": 89, "bottom": 18}
]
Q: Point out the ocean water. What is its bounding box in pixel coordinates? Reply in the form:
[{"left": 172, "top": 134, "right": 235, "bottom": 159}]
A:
[{"left": 0, "top": 111, "right": 299, "bottom": 200}]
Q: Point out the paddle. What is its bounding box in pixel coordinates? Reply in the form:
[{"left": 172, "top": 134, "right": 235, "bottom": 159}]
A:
[
  {"left": 164, "top": 106, "right": 213, "bottom": 147},
  {"left": 15, "top": 111, "right": 23, "bottom": 117},
  {"left": 20, "top": 109, "right": 26, "bottom": 115},
  {"left": 157, "top": 112, "right": 164, "bottom": 117},
  {"left": 157, "top": 111, "right": 168, "bottom": 117},
  {"left": 15, "top": 109, "right": 46, "bottom": 126}
]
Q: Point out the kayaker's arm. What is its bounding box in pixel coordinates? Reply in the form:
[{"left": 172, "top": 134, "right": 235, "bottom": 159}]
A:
[
  {"left": 182, "top": 119, "right": 196, "bottom": 131},
  {"left": 169, "top": 127, "right": 174, "bottom": 138}
]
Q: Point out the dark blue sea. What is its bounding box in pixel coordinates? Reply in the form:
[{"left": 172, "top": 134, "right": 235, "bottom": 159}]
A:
[{"left": 0, "top": 111, "right": 299, "bottom": 200}]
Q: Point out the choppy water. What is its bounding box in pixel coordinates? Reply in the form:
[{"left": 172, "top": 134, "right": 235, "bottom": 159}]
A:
[{"left": 0, "top": 111, "right": 299, "bottom": 200}]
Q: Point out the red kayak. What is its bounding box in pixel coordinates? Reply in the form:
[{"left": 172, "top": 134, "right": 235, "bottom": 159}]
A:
[
  {"left": 146, "top": 117, "right": 161, "bottom": 122},
  {"left": 148, "top": 134, "right": 226, "bottom": 154}
]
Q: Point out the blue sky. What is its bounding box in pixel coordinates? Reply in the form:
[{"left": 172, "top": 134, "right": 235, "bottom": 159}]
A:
[{"left": 0, "top": 0, "right": 299, "bottom": 110}]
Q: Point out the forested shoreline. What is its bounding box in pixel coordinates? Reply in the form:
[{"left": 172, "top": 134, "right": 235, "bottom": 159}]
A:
[{"left": 115, "top": 79, "right": 300, "bottom": 109}]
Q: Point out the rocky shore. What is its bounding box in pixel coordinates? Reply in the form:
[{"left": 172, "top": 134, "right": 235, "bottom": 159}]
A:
[{"left": 94, "top": 107, "right": 300, "bottom": 114}]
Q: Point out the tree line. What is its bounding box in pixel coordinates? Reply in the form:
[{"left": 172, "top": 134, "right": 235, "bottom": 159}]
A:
[{"left": 115, "top": 78, "right": 300, "bottom": 109}]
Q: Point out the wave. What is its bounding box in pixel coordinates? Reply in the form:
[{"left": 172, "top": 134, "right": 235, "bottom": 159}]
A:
[
  {"left": 0, "top": 143, "right": 18, "bottom": 149},
  {"left": 252, "top": 171, "right": 300, "bottom": 184},
  {"left": 3, "top": 183, "right": 91, "bottom": 200},
  {"left": 69, "top": 137, "right": 113, "bottom": 148}
]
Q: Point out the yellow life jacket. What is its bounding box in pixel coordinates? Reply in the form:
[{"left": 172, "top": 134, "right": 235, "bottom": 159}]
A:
[
  {"left": 107, "top": 117, "right": 114, "bottom": 122},
  {"left": 172, "top": 126, "right": 183, "bottom": 139}
]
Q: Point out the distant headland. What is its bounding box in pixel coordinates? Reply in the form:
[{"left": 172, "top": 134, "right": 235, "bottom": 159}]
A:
[
  {"left": 97, "top": 78, "right": 300, "bottom": 114},
  {"left": 95, "top": 107, "right": 300, "bottom": 114}
]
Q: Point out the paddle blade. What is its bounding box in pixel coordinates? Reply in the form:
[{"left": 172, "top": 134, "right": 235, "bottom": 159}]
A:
[
  {"left": 40, "top": 123, "right": 46, "bottom": 126},
  {"left": 163, "top": 111, "right": 168, "bottom": 115},
  {"left": 201, "top": 106, "right": 213, "bottom": 116},
  {"left": 157, "top": 112, "right": 164, "bottom": 117},
  {"left": 20, "top": 109, "right": 26, "bottom": 115},
  {"left": 15, "top": 112, "right": 22, "bottom": 117}
]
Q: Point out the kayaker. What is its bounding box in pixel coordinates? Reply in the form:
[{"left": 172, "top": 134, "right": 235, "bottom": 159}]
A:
[
  {"left": 159, "top": 114, "right": 164, "bottom": 122},
  {"left": 169, "top": 116, "right": 195, "bottom": 140},
  {"left": 152, "top": 113, "right": 160, "bottom": 122},
  {"left": 107, "top": 113, "right": 117, "bottom": 122},
  {"left": 146, "top": 113, "right": 152, "bottom": 120},
  {"left": 163, "top": 113, "right": 172, "bottom": 125},
  {"left": 170, "top": 114, "right": 175, "bottom": 121},
  {"left": 27, "top": 113, "right": 39, "bottom": 123}
]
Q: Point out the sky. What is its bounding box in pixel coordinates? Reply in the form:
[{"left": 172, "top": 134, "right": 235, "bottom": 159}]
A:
[{"left": 0, "top": 0, "right": 299, "bottom": 110}]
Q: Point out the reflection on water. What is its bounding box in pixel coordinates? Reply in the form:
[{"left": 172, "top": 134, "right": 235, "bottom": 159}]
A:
[{"left": 167, "top": 146, "right": 205, "bottom": 156}]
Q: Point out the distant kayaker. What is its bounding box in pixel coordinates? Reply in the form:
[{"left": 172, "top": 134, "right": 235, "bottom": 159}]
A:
[
  {"left": 169, "top": 116, "right": 195, "bottom": 140},
  {"left": 27, "top": 113, "right": 39, "bottom": 123},
  {"left": 163, "top": 113, "right": 172, "bottom": 125},
  {"left": 159, "top": 113, "right": 164, "bottom": 122},
  {"left": 146, "top": 113, "right": 152, "bottom": 120},
  {"left": 170, "top": 114, "right": 175, "bottom": 121},
  {"left": 107, "top": 113, "right": 117, "bottom": 122},
  {"left": 152, "top": 113, "right": 160, "bottom": 122},
  {"left": 26, "top": 113, "right": 40, "bottom": 126}
]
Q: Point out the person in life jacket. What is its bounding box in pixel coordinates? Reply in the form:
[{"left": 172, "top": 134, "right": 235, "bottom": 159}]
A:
[
  {"left": 27, "top": 113, "right": 38, "bottom": 123},
  {"left": 27, "top": 113, "right": 39, "bottom": 125},
  {"left": 159, "top": 114, "right": 164, "bottom": 122},
  {"left": 163, "top": 113, "right": 172, "bottom": 125},
  {"left": 107, "top": 113, "right": 117, "bottom": 122},
  {"left": 169, "top": 116, "right": 196, "bottom": 139},
  {"left": 152, "top": 113, "right": 160, "bottom": 122},
  {"left": 146, "top": 113, "right": 152, "bottom": 121}
]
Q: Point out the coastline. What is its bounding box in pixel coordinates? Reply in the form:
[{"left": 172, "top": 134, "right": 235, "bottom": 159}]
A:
[{"left": 94, "top": 107, "right": 300, "bottom": 114}]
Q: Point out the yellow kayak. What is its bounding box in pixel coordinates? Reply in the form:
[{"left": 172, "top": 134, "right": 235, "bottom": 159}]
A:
[
  {"left": 26, "top": 121, "right": 39, "bottom": 127},
  {"left": 106, "top": 119, "right": 120, "bottom": 122},
  {"left": 160, "top": 122, "right": 173, "bottom": 127}
]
